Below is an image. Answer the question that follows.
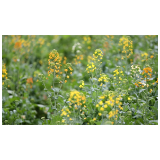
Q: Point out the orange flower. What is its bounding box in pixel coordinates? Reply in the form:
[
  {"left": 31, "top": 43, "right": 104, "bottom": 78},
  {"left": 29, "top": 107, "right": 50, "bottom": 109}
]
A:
[
  {"left": 150, "top": 55, "right": 154, "bottom": 58},
  {"left": 14, "top": 41, "right": 22, "bottom": 49},
  {"left": 148, "top": 73, "right": 152, "bottom": 78},
  {"left": 27, "top": 77, "right": 33, "bottom": 84},
  {"left": 26, "top": 77, "right": 33, "bottom": 88},
  {"left": 134, "top": 83, "right": 139, "bottom": 87},
  {"left": 142, "top": 67, "right": 152, "bottom": 74},
  {"left": 69, "top": 67, "right": 73, "bottom": 71}
]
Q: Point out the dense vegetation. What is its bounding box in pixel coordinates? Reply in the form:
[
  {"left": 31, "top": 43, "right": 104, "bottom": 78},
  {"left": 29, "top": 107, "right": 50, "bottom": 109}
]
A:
[{"left": 2, "top": 35, "right": 158, "bottom": 125}]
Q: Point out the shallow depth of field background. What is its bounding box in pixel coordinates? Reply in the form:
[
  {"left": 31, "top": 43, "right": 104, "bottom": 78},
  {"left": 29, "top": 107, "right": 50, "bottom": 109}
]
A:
[{"left": 2, "top": 35, "right": 158, "bottom": 125}]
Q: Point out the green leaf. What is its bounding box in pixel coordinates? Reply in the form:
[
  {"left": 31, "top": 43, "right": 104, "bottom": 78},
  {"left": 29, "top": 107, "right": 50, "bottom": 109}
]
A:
[
  {"left": 37, "top": 104, "right": 46, "bottom": 108},
  {"left": 15, "top": 119, "right": 23, "bottom": 124},
  {"left": 139, "top": 89, "right": 145, "bottom": 93},
  {"left": 149, "top": 120, "right": 158, "bottom": 125},
  {"left": 103, "top": 120, "right": 112, "bottom": 125}
]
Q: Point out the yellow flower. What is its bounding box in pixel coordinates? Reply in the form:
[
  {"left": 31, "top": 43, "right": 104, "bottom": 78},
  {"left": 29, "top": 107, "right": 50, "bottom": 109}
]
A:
[
  {"left": 65, "top": 80, "right": 67, "bottom": 83},
  {"left": 79, "top": 85, "right": 83, "bottom": 88},
  {"left": 96, "top": 104, "right": 99, "bottom": 108},
  {"left": 61, "top": 111, "right": 67, "bottom": 116},
  {"left": 99, "top": 101, "right": 103, "bottom": 105},
  {"left": 62, "top": 119, "right": 65, "bottom": 123},
  {"left": 119, "top": 105, "right": 123, "bottom": 110},
  {"left": 128, "top": 97, "right": 131, "bottom": 100},
  {"left": 98, "top": 113, "right": 102, "bottom": 116},
  {"left": 93, "top": 118, "right": 96, "bottom": 121},
  {"left": 100, "top": 96, "right": 105, "bottom": 99},
  {"left": 69, "top": 118, "right": 72, "bottom": 121},
  {"left": 67, "top": 75, "right": 69, "bottom": 78},
  {"left": 100, "top": 107, "right": 104, "bottom": 111},
  {"left": 104, "top": 104, "right": 107, "bottom": 108}
]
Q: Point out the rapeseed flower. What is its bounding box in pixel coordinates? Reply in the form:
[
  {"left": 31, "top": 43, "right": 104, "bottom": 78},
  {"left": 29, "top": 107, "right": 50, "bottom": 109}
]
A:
[
  {"left": 98, "top": 113, "right": 102, "bottom": 116},
  {"left": 79, "top": 80, "right": 84, "bottom": 88},
  {"left": 2, "top": 63, "right": 8, "bottom": 82},
  {"left": 99, "top": 101, "right": 103, "bottom": 105},
  {"left": 100, "top": 107, "right": 104, "bottom": 111}
]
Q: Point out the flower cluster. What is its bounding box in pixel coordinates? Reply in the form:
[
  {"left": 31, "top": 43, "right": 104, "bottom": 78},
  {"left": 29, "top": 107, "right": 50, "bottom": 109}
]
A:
[
  {"left": 72, "top": 42, "right": 82, "bottom": 53},
  {"left": 103, "top": 41, "right": 109, "bottom": 50},
  {"left": 12, "top": 36, "right": 33, "bottom": 53},
  {"left": 61, "top": 108, "right": 71, "bottom": 116},
  {"left": 79, "top": 80, "right": 84, "bottom": 88},
  {"left": 68, "top": 90, "right": 86, "bottom": 108},
  {"left": 83, "top": 36, "right": 91, "bottom": 49},
  {"left": 113, "top": 67, "right": 124, "bottom": 83},
  {"left": 130, "top": 65, "right": 141, "bottom": 80},
  {"left": 26, "top": 77, "right": 33, "bottom": 89},
  {"left": 37, "top": 38, "right": 45, "bottom": 46},
  {"left": 87, "top": 55, "right": 93, "bottom": 63},
  {"left": 86, "top": 49, "right": 103, "bottom": 74},
  {"left": 118, "top": 36, "right": 133, "bottom": 58},
  {"left": 109, "top": 110, "right": 119, "bottom": 119},
  {"left": 2, "top": 63, "right": 8, "bottom": 85},
  {"left": 63, "top": 63, "right": 73, "bottom": 83},
  {"left": 96, "top": 92, "right": 122, "bottom": 115},
  {"left": 97, "top": 91, "right": 122, "bottom": 121},
  {"left": 92, "top": 49, "right": 103, "bottom": 61},
  {"left": 86, "top": 62, "right": 96, "bottom": 73},
  {"left": 72, "top": 42, "right": 84, "bottom": 65},
  {"left": 134, "top": 81, "right": 146, "bottom": 88},
  {"left": 98, "top": 73, "right": 109, "bottom": 86},
  {"left": 141, "top": 52, "right": 148, "bottom": 59},
  {"left": 73, "top": 54, "right": 83, "bottom": 65},
  {"left": 141, "top": 52, "right": 149, "bottom": 62},
  {"left": 142, "top": 66, "right": 152, "bottom": 78},
  {"left": 63, "top": 56, "right": 67, "bottom": 64},
  {"left": 14, "top": 41, "right": 22, "bottom": 49},
  {"left": 48, "top": 49, "right": 62, "bottom": 79},
  {"left": 2, "top": 63, "right": 7, "bottom": 80}
]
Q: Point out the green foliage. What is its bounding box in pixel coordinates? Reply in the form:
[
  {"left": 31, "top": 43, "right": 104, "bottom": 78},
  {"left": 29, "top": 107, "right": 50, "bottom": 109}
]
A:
[{"left": 2, "top": 35, "right": 158, "bottom": 125}]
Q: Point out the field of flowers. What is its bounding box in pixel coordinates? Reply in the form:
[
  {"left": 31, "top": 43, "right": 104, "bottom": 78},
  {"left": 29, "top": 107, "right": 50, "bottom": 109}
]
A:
[{"left": 2, "top": 35, "right": 158, "bottom": 125}]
